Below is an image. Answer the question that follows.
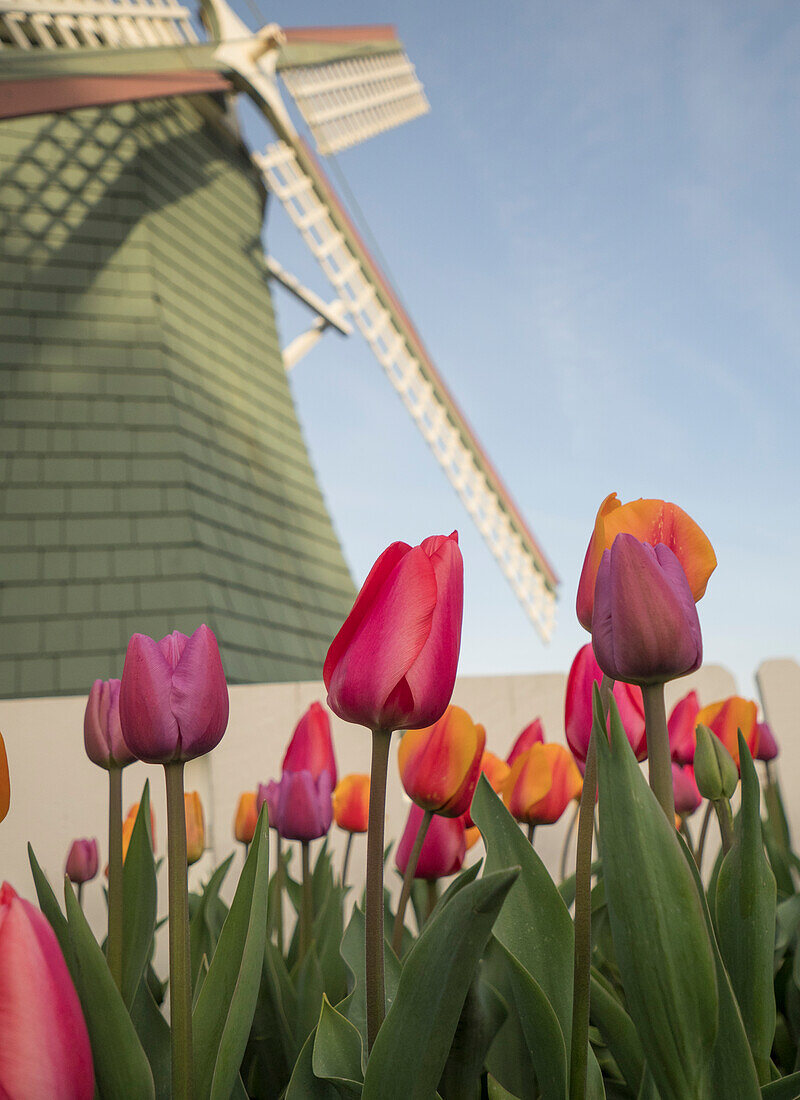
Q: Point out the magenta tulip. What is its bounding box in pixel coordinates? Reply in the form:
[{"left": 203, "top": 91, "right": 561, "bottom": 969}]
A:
[
  {"left": 324, "top": 533, "right": 463, "bottom": 732},
  {"left": 506, "top": 718, "right": 545, "bottom": 766},
  {"left": 756, "top": 721, "right": 779, "bottom": 762},
  {"left": 257, "top": 780, "right": 281, "bottom": 828},
  {"left": 565, "top": 643, "right": 647, "bottom": 768},
  {"left": 0, "top": 883, "right": 94, "bottom": 1099},
  {"left": 592, "top": 535, "right": 703, "bottom": 686},
  {"left": 395, "top": 804, "right": 466, "bottom": 881},
  {"left": 672, "top": 763, "right": 702, "bottom": 817},
  {"left": 273, "top": 770, "right": 333, "bottom": 842},
  {"left": 65, "top": 839, "right": 99, "bottom": 885},
  {"left": 668, "top": 690, "right": 701, "bottom": 765},
  {"left": 282, "top": 702, "right": 337, "bottom": 787},
  {"left": 84, "top": 679, "right": 135, "bottom": 769},
  {"left": 119, "top": 625, "right": 229, "bottom": 763}
]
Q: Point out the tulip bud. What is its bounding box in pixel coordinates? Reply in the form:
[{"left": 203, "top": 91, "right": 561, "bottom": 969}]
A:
[
  {"left": 0, "top": 883, "right": 94, "bottom": 1099},
  {"left": 274, "top": 770, "right": 333, "bottom": 842},
  {"left": 332, "top": 773, "right": 370, "bottom": 833},
  {"left": 693, "top": 724, "right": 738, "bottom": 801},
  {"left": 395, "top": 803, "right": 466, "bottom": 880},
  {"left": 398, "top": 704, "right": 486, "bottom": 818},
  {"left": 84, "top": 678, "right": 135, "bottom": 769},
  {"left": 324, "top": 533, "right": 463, "bottom": 732},
  {"left": 119, "top": 625, "right": 229, "bottom": 764},
  {"left": 565, "top": 644, "right": 647, "bottom": 767},
  {"left": 695, "top": 696, "right": 758, "bottom": 770},
  {"left": 0, "top": 730, "right": 8, "bottom": 824},
  {"left": 756, "top": 721, "right": 778, "bottom": 762},
  {"left": 256, "top": 780, "right": 280, "bottom": 829},
  {"left": 671, "top": 764, "right": 702, "bottom": 817},
  {"left": 65, "top": 838, "right": 99, "bottom": 885},
  {"left": 234, "top": 792, "right": 258, "bottom": 845},
  {"left": 506, "top": 719, "right": 545, "bottom": 766},
  {"left": 504, "top": 743, "right": 582, "bottom": 826},
  {"left": 185, "top": 791, "right": 205, "bottom": 865},
  {"left": 668, "top": 690, "right": 700, "bottom": 765},
  {"left": 283, "top": 702, "right": 337, "bottom": 787},
  {"left": 592, "top": 535, "right": 703, "bottom": 686}
]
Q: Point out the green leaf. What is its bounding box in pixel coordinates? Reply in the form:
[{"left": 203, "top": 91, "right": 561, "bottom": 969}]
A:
[
  {"left": 285, "top": 1029, "right": 342, "bottom": 1099},
  {"left": 715, "top": 734, "right": 777, "bottom": 1084},
  {"left": 239, "top": 941, "right": 297, "bottom": 1099},
  {"left": 313, "top": 994, "right": 364, "bottom": 1093},
  {"left": 295, "top": 945, "right": 326, "bottom": 1053},
  {"left": 589, "top": 968, "right": 645, "bottom": 1095},
  {"left": 28, "top": 843, "right": 73, "bottom": 969},
  {"left": 362, "top": 868, "right": 518, "bottom": 1100},
  {"left": 487, "top": 1075, "right": 523, "bottom": 1100},
  {"left": 313, "top": 883, "right": 348, "bottom": 1005},
  {"left": 130, "top": 978, "right": 171, "bottom": 1100},
  {"left": 192, "top": 805, "right": 270, "bottom": 1100},
  {"left": 596, "top": 691, "right": 718, "bottom": 1100},
  {"left": 761, "top": 1071, "right": 800, "bottom": 1099},
  {"left": 121, "top": 781, "right": 157, "bottom": 1009},
  {"left": 339, "top": 905, "right": 402, "bottom": 1049},
  {"left": 558, "top": 861, "right": 602, "bottom": 909},
  {"left": 438, "top": 973, "right": 506, "bottom": 1100},
  {"left": 431, "top": 860, "right": 482, "bottom": 918},
  {"left": 481, "top": 939, "right": 537, "bottom": 1100},
  {"left": 63, "top": 878, "right": 155, "bottom": 1099},
  {"left": 189, "top": 854, "right": 234, "bottom": 989}
]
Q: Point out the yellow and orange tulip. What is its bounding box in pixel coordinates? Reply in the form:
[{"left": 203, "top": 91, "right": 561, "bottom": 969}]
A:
[
  {"left": 234, "top": 792, "right": 258, "bottom": 845},
  {"left": 695, "top": 696, "right": 759, "bottom": 769},
  {"left": 398, "top": 704, "right": 486, "bottom": 818},
  {"left": 0, "top": 731, "right": 9, "bottom": 824},
  {"left": 463, "top": 750, "right": 511, "bottom": 829},
  {"left": 332, "top": 773, "right": 370, "bottom": 833},
  {"left": 504, "top": 743, "right": 581, "bottom": 826},
  {"left": 185, "top": 791, "right": 205, "bottom": 866}
]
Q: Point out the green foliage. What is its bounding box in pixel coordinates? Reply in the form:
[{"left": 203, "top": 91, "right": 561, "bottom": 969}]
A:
[
  {"left": 189, "top": 854, "right": 233, "bottom": 989},
  {"left": 121, "top": 782, "right": 157, "bottom": 1009}
]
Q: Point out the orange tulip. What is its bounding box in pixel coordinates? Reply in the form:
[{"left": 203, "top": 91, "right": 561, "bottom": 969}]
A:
[
  {"left": 234, "top": 792, "right": 258, "bottom": 845},
  {"left": 185, "top": 791, "right": 205, "bottom": 866},
  {"left": 0, "top": 731, "right": 9, "bottom": 824},
  {"left": 464, "top": 825, "right": 481, "bottom": 850},
  {"left": 398, "top": 704, "right": 486, "bottom": 818},
  {"left": 463, "top": 750, "right": 511, "bottom": 828},
  {"left": 576, "top": 493, "right": 717, "bottom": 631},
  {"left": 332, "top": 773, "right": 370, "bottom": 833},
  {"left": 107, "top": 802, "right": 155, "bottom": 875},
  {"left": 504, "top": 743, "right": 582, "bottom": 825},
  {"left": 695, "top": 696, "right": 758, "bottom": 769}
]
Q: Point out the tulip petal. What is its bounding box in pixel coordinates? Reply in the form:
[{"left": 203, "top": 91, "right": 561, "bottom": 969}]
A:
[
  {"left": 170, "top": 625, "right": 229, "bottom": 758},
  {"left": 576, "top": 493, "right": 621, "bottom": 630},
  {"left": 282, "top": 701, "right": 337, "bottom": 787},
  {"left": 0, "top": 732, "right": 9, "bottom": 824},
  {"left": 119, "top": 634, "right": 179, "bottom": 762}
]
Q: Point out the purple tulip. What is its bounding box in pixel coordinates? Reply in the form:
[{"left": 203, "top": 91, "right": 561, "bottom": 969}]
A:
[
  {"left": 592, "top": 534, "right": 703, "bottom": 686},
  {"left": 65, "top": 839, "right": 99, "bottom": 885},
  {"left": 273, "top": 770, "right": 332, "bottom": 842},
  {"left": 257, "top": 780, "right": 281, "bottom": 829},
  {"left": 119, "top": 625, "right": 229, "bottom": 764},
  {"left": 756, "top": 721, "right": 779, "bottom": 762},
  {"left": 84, "top": 679, "right": 135, "bottom": 769}
]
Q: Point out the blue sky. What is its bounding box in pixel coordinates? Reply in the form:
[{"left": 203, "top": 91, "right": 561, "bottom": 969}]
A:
[{"left": 232, "top": 0, "right": 799, "bottom": 698}]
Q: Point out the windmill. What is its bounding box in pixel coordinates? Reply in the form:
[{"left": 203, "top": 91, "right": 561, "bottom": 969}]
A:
[{"left": 0, "top": 0, "right": 559, "bottom": 700}]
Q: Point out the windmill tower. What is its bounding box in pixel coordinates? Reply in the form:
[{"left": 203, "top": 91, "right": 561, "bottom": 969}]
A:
[{"left": 0, "top": 0, "right": 559, "bottom": 700}]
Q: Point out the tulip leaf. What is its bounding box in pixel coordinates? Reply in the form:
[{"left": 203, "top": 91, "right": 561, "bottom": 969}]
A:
[
  {"left": 63, "top": 877, "right": 155, "bottom": 1100},
  {"left": 121, "top": 781, "right": 157, "bottom": 1009},
  {"left": 761, "top": 1071, "right": 800, "bottom": 1099},
  {"left": 285, "top": 1029, "right": 341, "bottom": 1099},
  {"left": 589, "top": 968, "right": 645, "bottom": 1094},
  {"left": 339, "top": 904, "right": 402, "bottom": 1049},
  {"left": 189, "top": 853, "right": 234, "bottom": 990},
  {"left": 471, "top": 775, "right": 574, "bottom": 1045},
  {"left": 715, "top": 734, "right": 777, "bottom": 1084},
  {"left": 437, "top": 972, "right": 506, "bottom": 1100},
  {"left": 313, "top": 994, "right": 364, "bottom": 1092},
  {"left": 595, "top": 691, "right": 718, "bottom": 1100},
  {"left": 362, "top": 867, "right": 518, "bottom": 1100},
  {"left": 130, "top": 978, "right": 172, "bottom": 1100},
  {"left": 313, "top": 884, "right": 349, "bottom": 1005},
  {"left": 28, "top": 843, "right": 73, "bottom": 970},
  {"left": 431, "top": 860, "right": 483, "bottom": 917},
  {"left": 192, "top": 804, "right": 269, "bottom": 1100},
  {"left": 487, "top": 1075, "right": 523, "bottom": 1100},
  {"left": 295, "top": 945, "right": 326, "bottom": 1053}
]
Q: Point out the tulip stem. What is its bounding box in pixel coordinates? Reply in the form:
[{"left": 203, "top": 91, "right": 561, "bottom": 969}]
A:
[
  {"left": 392, "top": 808, "right": 433, "bottom": 954},
  {"left": 366, "top": 728, "right": 392, "bottom": 1053},
  {"left": 275, "top": 834, "right": 284, "bottom": 955},
  {"left": 695, "top": 801, "right": 713, "bottom": 871},
  {"left": 164, "top": 761, "right": 193, "bottom": 1100},
  {"left": 341, "top": 833, "right": 353, "bottom": 888},
  {"left": 300, "top": 841, "right": 312, "bottom": 963},
  {"left": 426, "top": 879, "right": 439, "bottom": 920},
  {"left": 107, "top": 765, "right": 123, "bottom": 992},
  {"left": 642, "top": 683, "right": 675, "bottom": 821},
  {"left": 559, "top": 801, "right": 580, "bottom": 883},
  {"left": 527, "top": 822, "right": 536, "bottom": 845},
  {"left": 678, "top": 816, "right": 695, "bottom": 859},
  {"left": 569, "top": 675, "right": 613, "bottom": 1100},
  {"left": 77, "top": 883, "right": 84, "bottom": 910},
  {"left": 713, "top": 798, "right": 735, "bottom": 856}
]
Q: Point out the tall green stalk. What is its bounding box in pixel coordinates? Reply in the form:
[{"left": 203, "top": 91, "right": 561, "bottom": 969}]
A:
[
  {"left": 365, "top": 729, "right": 392, "bottom": 1053},
  {"left": 713, "top": 797, "right": 735, "bottom": 855},
  {"left": 164, "top": 761, "right": 193, "bottom": 1100},
  {"left": 642, "top": 682, "right": 675, "bottom": 821},
  {"left": 392, "top": 807, "right": 432, "bottom": 954},
  {"left": 106, "top": 765, "right": 123, "bottom": 991},
  {"left": 300, "top": 841, "right": 313, "bottom": 962},
  {"left": 341, "top": 832, "right": 354, "bottom": 888},
  {"left": 275, "top": 834, "right": 284, "bottom": 955}
]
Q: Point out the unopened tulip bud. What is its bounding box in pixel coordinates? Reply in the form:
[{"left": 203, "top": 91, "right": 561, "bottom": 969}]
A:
[
  {"left": 756, "top": 721, "right": 778, "bottom": 762},
  {"left": 84, "top": 678, "right": 135, "bottom": 769},
  {"left": 185, "top": 792, "right": 205, "bottom": 865},
  {"left": 65, "top": 838, "right": 99, "bottom": 885},
  {"left": 234, "top": 792, "right": 258, "bottom": 845},
  {"left": 693, "top": 724, "right": 738, "bottom": 801}
]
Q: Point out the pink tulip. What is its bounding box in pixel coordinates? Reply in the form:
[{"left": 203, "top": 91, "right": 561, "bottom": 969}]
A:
[
  {"left": 65, "top": 839, "right": 99, "bottom": 885},
  {"left": 0, "top": 883, "right": 94, "bottom": 1099},
  {"left": 395, "top": 804, "right": 466, "bottom": 881},
  {"left": 565, "top": 644, "right": 647, "bottom": 768},
  {"left": 756, "top": 721, "right": 779, "bottom": 762},
  {"left": 84, "top": 679, "right": 135, "bottom": 769},
  {"left": 592, "top": 535, "right": 703, "bottom": 686},
  {"left": 668, "top": 690, "right": 701, "bottom": 765},
  {"left": 257, "top": 780, "right": 281, "bottom": 828},
  {"left": 274, "top": 770, "right": 333, "bottom": 842},
  {"left": 324, "top": 533, "right": 463, "bottom": 732},
  {"left": 672, "top": 764, "right": 702, "bottom": 817},
  {"left": 506, "top": 718, "right": 545, "bottom": 766},
  {"left": 119, "top": 625, "right": 229, "bottom": 763},
  {"left": 282, "top": 702, "right": 337, "bottom": 787}
]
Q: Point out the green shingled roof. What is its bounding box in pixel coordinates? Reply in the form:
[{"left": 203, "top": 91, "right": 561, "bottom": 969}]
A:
[{"left": 0, "top": 93, "right": 355, "bottom": 698}]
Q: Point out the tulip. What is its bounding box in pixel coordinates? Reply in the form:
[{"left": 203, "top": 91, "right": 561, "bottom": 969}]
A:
[
  {"left": 695, "top": 696, "right": 758, "bottom": 769},
  {"left": 283, "top": 701, "right": 337, "bottom": 788},
  {"left": 398, "top": 704, "right": 486, "bottom": 818},
  {"left": 185, "top": 792, "right": 205, "bottom": 866},
  {"left": 668, "top": 690, "right": 701, "bottom": 765},
  {"left": 507, "top": 718, "right": 545, "bottom": 766},
  {"left": 0, "top": 883, "right": 94, "bottom": 1100},
  {"left": 576, "top": 493, "right": 717, "bottom": 631},
  {"left": 119, "top": 625, "right": 229, "bottom": 764},
  {"left": 756, "top": 721, "right": 778, "bottom": 763},
  {"left": 234, "top": 792, "right": 259, "bottom": 845},
  {"left": 333, "top": 773, "right": 370, "bottom": 834},
  {"left": 565, "top": 644, "right": 646, "bottom": 767},
  {"left": 395, "top": 803, "right": 466, "bottom": 881},
  {"left": 592, "top": 535, "right": 703, "bottom": 687},
  {"left": 693, "top": 724, "right": 739, "bottom": 803},
  {"left": 672, "top": 764, "right": 702, "bottom": 817},
  {"left": 66, "top": 839, "right": 99, "bottom": 885},
  {"left": 274, "top": 770, "right": 333, "bottom": 843},
  {"left": 505, "top": 743, "right": 582, "bottom": 827},
  {"left": 84, "top": 678, "right": 135, "bottom": 769},
  {"left": 256, "top": 780, "right": 280, "bottom": 827},
  {"left": 0, "top": 730, "right": 8, "bottom": 824}
]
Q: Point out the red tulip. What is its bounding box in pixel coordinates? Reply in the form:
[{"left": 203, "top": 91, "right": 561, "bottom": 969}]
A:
[
  {"left": 668, "top": 690, "right": 701, "bottom": 765},
  {"left": 756, "top": 721, "right": 778, "bottom": 762},
  {"left": 119, "top": 625, "right": 229, "bottom": 763},
  {"left": 0, "top": 730, "right": 8, "bottom": 824},
  {"left": 565, "top": 644, "right": 646, "bottom": 767},
  {"left": 395, "top": 804, "right": 466, "bottom": 880},
  {"left": 505, "top": 743, "right": 582, "bottom": 826},
  {"left": 507, "top": 719, "right": 545, "bottom": 766},
  {"left": 324, "top": 533, "right": 463, "bottom": 732},
  {"left": 398, "top": 704, "right": 486, "bottom": 818},
  {"left": 695, "top": 697, "right": 758, "bottom": 769},
  {"left": 576, "top": 494, "right": 717, "bottom": 631},
  {"left": 672, "top": 764, "right": 702, "bottom": 817},
  {"left": 333, "top": 774, "right": 370, "bottom": 833},
  {"left": 592, "top": 535, "right": 703, "bottom": 686},
  {"left": 84, "top": 678, "right": 135, "bottom": 769},
  {"left": 0, "top": 883, "right": 94, "bottom": 1099},
  {"left": 274, "top": 770, "right": 333, "bottom": 842},
  {"left": 65, "top": 839, "right": 99, "bottom": 885},
  {"left": 283, "top": 702, "right": 337, "bottom": 787},
  {"left": 234, "top": 793, "right": 259, "bottom": 845}
]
